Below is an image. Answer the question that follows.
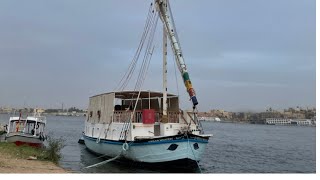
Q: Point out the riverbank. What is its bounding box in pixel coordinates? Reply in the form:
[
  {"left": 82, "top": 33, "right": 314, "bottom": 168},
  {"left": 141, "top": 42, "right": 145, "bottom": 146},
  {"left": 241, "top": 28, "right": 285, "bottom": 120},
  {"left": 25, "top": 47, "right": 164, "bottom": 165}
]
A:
[{"left": 0, "top": 142, "right": 68, "bottom": 173}]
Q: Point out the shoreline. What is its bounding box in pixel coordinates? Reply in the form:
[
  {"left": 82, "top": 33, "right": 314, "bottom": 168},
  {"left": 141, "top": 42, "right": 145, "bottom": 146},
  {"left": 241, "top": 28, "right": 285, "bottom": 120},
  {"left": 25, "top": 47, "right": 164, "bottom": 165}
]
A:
[{"left": 0, "top": 142, "right": 69, "bottom": 173}]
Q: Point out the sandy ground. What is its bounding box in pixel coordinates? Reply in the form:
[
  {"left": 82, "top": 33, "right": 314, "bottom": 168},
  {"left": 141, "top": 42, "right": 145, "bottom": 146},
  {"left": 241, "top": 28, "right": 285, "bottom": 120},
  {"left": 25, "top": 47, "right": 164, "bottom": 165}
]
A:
[{"left": 0, "top": 151, "right": 68, "bottom": 173}]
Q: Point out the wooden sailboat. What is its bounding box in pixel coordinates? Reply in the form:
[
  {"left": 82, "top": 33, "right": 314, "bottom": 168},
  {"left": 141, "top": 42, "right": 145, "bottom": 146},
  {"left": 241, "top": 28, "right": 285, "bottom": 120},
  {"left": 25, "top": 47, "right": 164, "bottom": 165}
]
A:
[{"left": 83, "top": 0, "right": 212, "bottom": 167}]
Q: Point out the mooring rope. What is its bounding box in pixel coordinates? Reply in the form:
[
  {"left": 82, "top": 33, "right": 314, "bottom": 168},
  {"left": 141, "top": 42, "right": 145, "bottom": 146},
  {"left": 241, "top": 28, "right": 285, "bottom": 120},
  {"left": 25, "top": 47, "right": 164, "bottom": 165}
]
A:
[
  {"left": 84, "top": 141, "right": 134, "bottom": 169},
  {"left": 84, "top": 153, "right": 123, "bottom": 169}
]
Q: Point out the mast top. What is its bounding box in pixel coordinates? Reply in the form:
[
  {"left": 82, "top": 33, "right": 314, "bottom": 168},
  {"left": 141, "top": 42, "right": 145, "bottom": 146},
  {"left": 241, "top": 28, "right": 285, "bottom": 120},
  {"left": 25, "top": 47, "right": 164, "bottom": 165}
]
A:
[{"left": 155, "top": 0, "right": 199, "bottom": 107}]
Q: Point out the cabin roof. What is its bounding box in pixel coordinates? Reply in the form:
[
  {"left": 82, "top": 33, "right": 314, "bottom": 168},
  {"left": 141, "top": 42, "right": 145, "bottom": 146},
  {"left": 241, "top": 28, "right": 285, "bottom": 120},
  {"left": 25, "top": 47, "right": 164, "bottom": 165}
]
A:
[
  {"left": 9, "top": 116, "right": 46, "bottom": 123},
  {"left": 90, "top": 90, "right": 177, "bottom": 99}
]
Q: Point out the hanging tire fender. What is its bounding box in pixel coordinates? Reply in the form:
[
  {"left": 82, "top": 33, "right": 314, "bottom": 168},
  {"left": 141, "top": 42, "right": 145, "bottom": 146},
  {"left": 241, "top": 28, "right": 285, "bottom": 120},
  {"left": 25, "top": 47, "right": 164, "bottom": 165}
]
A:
[{"left": 122, "top": 143, "right": 129, "bottom": 151}]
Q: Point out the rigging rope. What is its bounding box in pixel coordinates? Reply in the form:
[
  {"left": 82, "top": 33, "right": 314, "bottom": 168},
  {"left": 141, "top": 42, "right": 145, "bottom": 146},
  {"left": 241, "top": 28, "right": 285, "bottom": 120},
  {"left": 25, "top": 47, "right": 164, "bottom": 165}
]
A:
[
  {"left": 193, "top": 106, "right": 204, "bottom": 134},
  {"left": 117, "top": 5, "right": 152, "bottom": 90},
  {"left": 122, "top": 13, "right": 154, "bottom": 91},
  {"left": 134, "top": 14, "right": 158, "bottom": 91},
  {"left": 115, "top": 3, "right": 155, "bottom": 91},
  {"left": 119, "top": 9, "right": 158, "bottom": 141}
]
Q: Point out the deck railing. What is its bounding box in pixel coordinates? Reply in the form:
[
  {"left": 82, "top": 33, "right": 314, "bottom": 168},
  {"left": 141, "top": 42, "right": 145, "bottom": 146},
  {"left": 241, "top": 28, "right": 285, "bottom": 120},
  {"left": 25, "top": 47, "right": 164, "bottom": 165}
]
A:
[{"left": 112, "top": 110, "right": 180, "bottom": 123}]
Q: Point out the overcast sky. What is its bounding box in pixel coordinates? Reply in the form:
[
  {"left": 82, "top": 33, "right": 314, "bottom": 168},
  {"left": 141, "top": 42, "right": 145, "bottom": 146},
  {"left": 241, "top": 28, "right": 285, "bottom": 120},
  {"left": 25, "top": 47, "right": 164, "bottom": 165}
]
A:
[{"left": 0, "top": 0, "right": 315, "bottom": 112}]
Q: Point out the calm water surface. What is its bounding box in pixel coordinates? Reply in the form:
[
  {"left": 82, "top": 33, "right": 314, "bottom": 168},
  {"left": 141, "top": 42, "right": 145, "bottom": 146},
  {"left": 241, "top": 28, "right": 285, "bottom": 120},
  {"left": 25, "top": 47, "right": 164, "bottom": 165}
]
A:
[{"left": 0, "top": 114, "right": 316, "bottom": 173}]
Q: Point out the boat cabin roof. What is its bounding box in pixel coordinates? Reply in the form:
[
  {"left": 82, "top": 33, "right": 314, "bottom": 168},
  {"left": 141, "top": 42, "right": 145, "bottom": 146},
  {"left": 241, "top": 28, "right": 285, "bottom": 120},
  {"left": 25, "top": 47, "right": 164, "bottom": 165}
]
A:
[
  {"left": 9, "top": 116, "right": 46, "bottom": 124},
  {"left": 91, "top": 90, "right": 178, "bottom": 99}
]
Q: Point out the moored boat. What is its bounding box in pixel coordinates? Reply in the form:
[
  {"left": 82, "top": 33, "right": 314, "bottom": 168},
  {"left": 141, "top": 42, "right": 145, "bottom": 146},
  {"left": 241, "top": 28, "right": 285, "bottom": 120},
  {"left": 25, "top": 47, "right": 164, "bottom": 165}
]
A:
[
  {"left": 6, "top": 110, "right": 46, "bottom": 147},
  {"left": 84, "top": 91, "right": 211, "bottom": 165},
  {"left": 83, "top": 0, "right": 212, "bottom": 168}
]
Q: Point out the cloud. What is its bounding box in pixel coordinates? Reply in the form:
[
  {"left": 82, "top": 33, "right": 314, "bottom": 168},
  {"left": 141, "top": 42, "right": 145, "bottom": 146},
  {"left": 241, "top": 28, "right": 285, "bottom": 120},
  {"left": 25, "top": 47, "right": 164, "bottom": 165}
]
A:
[{"left": 0, "top": 0, "right": 315, "bottom": 111}]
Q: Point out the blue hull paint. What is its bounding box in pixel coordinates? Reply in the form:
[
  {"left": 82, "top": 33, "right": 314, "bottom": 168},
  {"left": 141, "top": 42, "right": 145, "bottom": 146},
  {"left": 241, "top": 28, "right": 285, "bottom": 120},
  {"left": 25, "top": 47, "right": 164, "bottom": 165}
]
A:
[
  {"left": 83, "top": 134, "right": 209, "bottom": 163},
  {"left": 83, "top": 135, "right": 208, "bottom": 146}
]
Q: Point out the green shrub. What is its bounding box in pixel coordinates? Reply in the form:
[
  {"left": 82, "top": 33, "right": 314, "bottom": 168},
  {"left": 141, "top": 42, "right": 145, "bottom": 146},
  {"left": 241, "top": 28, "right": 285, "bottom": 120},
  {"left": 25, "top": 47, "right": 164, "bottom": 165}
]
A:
[
  {"left": 44, "top": 136, "right": 65, "bottom": 164},
  {"left": 0, "top": 136, "right": 65, "bottom": 164}
]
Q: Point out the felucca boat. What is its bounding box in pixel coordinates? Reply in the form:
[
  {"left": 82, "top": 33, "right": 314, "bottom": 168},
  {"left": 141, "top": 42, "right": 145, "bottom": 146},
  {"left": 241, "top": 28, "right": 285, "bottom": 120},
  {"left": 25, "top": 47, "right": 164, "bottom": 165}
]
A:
[{"left": 83, "top": 0, "right": 212, "bottom": 167}]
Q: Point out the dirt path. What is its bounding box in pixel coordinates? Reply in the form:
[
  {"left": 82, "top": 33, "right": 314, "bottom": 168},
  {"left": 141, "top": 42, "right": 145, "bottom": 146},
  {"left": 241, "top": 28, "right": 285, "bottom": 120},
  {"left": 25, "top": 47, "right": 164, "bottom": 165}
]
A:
[{"left": 0, "top": 151, "right": 68, "bottom": 173}]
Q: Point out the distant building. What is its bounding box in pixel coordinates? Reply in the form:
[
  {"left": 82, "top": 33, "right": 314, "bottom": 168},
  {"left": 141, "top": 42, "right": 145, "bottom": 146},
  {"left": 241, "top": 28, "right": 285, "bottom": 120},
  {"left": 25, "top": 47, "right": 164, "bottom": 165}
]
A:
[
  {"left": 34, "top": 108, "right": 45, "bottom": 113},
  {"left": 209, "top": 109, "right": 233, "bottom": 119},
  {"left": 0, "top": 107, "right": 13, "bottom": 114}
]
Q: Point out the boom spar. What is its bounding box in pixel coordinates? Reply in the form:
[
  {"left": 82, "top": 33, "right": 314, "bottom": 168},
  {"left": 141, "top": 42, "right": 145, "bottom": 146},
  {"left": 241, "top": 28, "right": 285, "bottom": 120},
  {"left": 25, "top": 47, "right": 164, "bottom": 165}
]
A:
[{"left": 155, "top": 0, "right": 198, "bottom": 107}]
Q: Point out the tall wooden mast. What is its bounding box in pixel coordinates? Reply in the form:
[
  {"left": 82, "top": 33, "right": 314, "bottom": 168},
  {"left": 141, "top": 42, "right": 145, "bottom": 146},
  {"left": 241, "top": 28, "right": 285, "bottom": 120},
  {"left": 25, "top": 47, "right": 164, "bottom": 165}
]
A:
[{"left": 162, "top": 20, "right": 168, "bottom": 123}]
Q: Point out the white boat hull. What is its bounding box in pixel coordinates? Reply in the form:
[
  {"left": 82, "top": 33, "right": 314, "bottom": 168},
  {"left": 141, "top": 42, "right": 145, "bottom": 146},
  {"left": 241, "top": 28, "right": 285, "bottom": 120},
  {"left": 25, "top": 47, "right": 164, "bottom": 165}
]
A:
[
  {"left": 6, "top": 133, "right": 44, "bottom": 147},
  {"left": 83, "top": 134, "right": 209, "bottom": 163}
]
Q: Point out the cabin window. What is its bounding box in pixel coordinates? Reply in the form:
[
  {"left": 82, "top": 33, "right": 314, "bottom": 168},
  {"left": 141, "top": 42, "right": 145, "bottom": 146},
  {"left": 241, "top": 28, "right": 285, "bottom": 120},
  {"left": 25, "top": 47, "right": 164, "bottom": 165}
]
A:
[
  {"left": 97, "top": 110, "right": 101, "bottom": 119},
  {"left": 90, "top": 111, "right": 93, "bottom": 117},
  {"left": 114, "top": 105, "right": 121, "bottom": 111}
]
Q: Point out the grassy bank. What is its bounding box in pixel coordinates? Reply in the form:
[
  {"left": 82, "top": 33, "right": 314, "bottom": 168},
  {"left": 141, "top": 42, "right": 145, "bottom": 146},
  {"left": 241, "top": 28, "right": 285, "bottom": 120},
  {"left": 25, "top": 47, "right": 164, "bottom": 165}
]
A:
[
  {"left": 0, "top": 142, "right": 48, "bottom": 162},
  {"left": 0, "top": 137, "right": 68, "bottom": 173},
  {"left": 0, "top": 136, "right": 65, "bottom": 164}
]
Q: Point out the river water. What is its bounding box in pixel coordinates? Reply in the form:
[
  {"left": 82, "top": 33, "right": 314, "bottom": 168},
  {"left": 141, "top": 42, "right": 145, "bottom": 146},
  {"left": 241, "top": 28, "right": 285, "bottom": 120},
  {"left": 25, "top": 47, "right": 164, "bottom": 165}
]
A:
[{"left": 0, "top": 114, "right": 316, "bottom": 173}]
